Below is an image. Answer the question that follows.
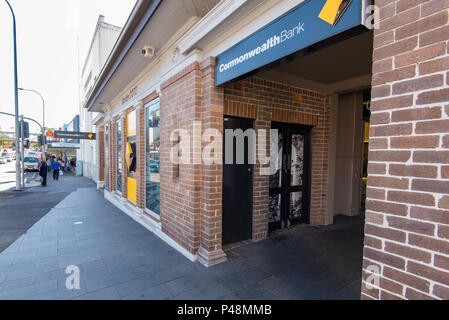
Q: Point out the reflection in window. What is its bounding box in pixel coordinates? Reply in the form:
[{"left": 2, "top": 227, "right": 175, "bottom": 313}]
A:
[
  {"left": 290, "top": 191, "right": 302, "bottom": 220},
  {"left": 269, "top": 131, "right": 283, "bottom": 189},
  {"left": 126, "top": 110, "right": 137, "bottom": 179},
  {"left": 269, "top": 194, "right": 281, "bottom": 223},
  {"left": 290, "top": 134, "right": 304, "bottom": 187},
  {"left": 117, "top": 119, "right": 122, "bottom": 193},
  {"left": 145, "top": 99, "right": 160, "bottom": 215}
]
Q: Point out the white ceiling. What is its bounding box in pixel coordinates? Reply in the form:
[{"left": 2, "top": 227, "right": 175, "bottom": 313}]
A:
[{"left": 270, "top": 31, "right": 373, "bottom": 85}]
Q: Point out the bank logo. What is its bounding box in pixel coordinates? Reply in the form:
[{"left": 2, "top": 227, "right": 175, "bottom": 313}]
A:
[{"left": 319, "top": 0, "right": 352, "bottom": 26}]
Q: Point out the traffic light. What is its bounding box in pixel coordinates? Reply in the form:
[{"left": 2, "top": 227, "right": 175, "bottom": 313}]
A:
[
  {"left": 37, "top": 135, "right": 46, "bottom": 146},
  {"left": 19, "top": 121, "right": 30, "bottom": 139}
]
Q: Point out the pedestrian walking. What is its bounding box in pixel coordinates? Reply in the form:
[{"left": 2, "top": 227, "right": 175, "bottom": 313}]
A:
[
  {"left": 46, "top": 158, "right": 51, "bottom": 173},
  {"left": 51, "top": 160, "right": 61, "bottom": 180},
  {"left": 39, "top": 161, "right": 48, "bottom": 186},
  {"left": 62, "top": 160, "right": 66, "bottom": 172}
]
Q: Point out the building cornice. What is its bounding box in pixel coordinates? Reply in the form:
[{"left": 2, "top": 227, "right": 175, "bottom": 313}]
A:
[{"left": 177, "top": 0, "right": 248, "bottom": 55}]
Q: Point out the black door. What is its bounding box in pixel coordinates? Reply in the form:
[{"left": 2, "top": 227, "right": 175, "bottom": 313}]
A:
[
  {"left": 222, "top": 116, "right": 253, "bottom": 245},
  {"left": 269, "top": 122, "right": 311, "bottom": 232}
]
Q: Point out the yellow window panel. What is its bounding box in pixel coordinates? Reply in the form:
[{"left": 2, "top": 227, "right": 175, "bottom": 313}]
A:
[
  {"left": 127, "top": 110, "right": 136, "bottom": 137},
  {"left": 127, "top": 177, "right": 137, "bottom": 204}
]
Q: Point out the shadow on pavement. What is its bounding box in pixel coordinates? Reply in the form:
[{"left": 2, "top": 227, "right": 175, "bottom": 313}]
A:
[{"left": 0, "top": 173, "right": 96, "bottom": 252}]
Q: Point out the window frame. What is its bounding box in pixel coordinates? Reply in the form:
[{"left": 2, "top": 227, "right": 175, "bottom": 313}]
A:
[{"left": 144, "top": 97, "right": 161, "bottom": 218}]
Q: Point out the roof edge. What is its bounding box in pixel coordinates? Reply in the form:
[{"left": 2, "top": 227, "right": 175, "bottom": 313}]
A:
[{"left": 84, "top": 0, "right": 162, "bottom": 112}]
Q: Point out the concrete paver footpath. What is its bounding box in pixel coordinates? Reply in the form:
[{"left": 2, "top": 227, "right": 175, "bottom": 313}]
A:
[
  {"left": 0, "top": 170, "right": 96, "bottom": 252},
  {"left": 0, "top": 176, "right": 363, "bottom": 300}
]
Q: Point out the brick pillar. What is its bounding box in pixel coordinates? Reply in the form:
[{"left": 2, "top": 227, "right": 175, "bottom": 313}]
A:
[
  {"left": 121, "top": 114, "right": 128, "bottom": 200},
  {"left": 198, "top": 57, "right": 227, "bottom": 267},
  {"left": 253, "top": 104, "right": 271, "bottom": 241},
  {"left": 160, "top": 62, "right": 203, "bottom": 256},
  {"left": 309, "top": 95, "right": 331, "bottom": 226},
  {"left": 111, "top": 120, "right": 117, "bottom": 192},
  {"left": 105, "top": 120, "right": 112, "bottom": 192},
  {"left": 362, "top": 0, "right": 449, "bottom": 300},
  {"left": 98, "top": 130, "right": 105, "bottom": 183},
  {"left": 136, "top": 103, "right": 145, "bottom": 210}
]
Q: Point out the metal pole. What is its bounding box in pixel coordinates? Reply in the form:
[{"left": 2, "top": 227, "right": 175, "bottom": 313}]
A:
[
  {"left": 4, "top": 0, "right": 21, "bottom": 191},
  {"left": 18, "top": 88, "right": 46, "bottom": 155},
  {"left": 20, "top": 118, "right": 25, "bottom": 188},
  {"left": 0, "top": 111, "right": 44, "bottom": 132}
]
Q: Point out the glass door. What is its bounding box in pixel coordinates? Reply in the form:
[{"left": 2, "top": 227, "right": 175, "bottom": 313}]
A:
[{"left": 269, "top": 122, "right": 311, "bottom": 231}]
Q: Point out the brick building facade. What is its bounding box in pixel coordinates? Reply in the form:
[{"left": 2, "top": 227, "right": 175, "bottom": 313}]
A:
[
  {"left": 82, "top": 0, "right": 449, "bottom": 299},
  {"left": 361, "top": 0, "right": 449, "bottom": 300}
]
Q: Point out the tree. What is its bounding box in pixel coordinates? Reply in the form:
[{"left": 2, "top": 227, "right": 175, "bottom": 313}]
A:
[{"left": 0, "top": 127, "right": 12, "bottom": 148}]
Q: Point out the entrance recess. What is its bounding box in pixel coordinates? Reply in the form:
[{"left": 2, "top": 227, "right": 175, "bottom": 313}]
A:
[
  {"left": 222, "top": 116, "right": 253, "bottom": 245},
  {"left": 269, "top": 122, "right": 311, "bottom": 231}
]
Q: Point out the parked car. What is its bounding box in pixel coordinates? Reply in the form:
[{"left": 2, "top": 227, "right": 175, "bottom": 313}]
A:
[
  {"left": 0, "top": 157, "right": 7, "bottom": 164},
  {"left": 5, "top": 156, "right": 12, "bottom": 162},
  {"left": 23, "top": 157, "right": 40, "bottom": 171}
]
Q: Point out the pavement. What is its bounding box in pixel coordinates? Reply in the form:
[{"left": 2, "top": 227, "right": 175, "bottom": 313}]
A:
[
  {"left": 0, "top": 172, "right": 364, "bottom": 300},
  {"left": 0, "top": 161, "right": 91, "bottom": 252}
]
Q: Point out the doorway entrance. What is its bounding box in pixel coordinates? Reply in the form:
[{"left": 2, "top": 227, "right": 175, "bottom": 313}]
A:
[
  {"left": 222, "top": 116, "right": 254, "bottom": 245},
  {"left": 269, "top": 122, "right": 311, "bottom": 232}
]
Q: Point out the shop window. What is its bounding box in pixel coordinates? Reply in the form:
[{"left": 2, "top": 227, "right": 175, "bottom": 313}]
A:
[
  {"left": 145, "top": 98, "right": 160, "bottom": 215},
  {"left": 105, "top": 124, "right": 109, "bottom": 190},
  {"left": 117, "top": 119, "right": 122, "bottom": 193}
]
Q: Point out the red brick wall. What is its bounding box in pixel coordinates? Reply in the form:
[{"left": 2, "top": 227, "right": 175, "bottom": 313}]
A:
[
  {"left": 98, "top": 130, "right": 105, "bottom": 182},
  {"left": 106, "top": 121, "right": 112, "bottom": 192},
  {"left": 121, "top": 115, "right": 128, "bottom": 200},
  {"left": 223, "top": 77, "right": 330, "bottom": 239},
  {"left": 198, "top": 58, "right": 227, "bottom": 266},
  {"left": 111, "top": 119, "right": 118, "bottom": 192},
  {"left": 136, "top": 104, "right": 145, "bottom": 210},
  {"left": 362, "top": 0, "right": 449, "bottom": 300},
  {"left": 160, "top": 62, "right": 203, "bottom": 255}
]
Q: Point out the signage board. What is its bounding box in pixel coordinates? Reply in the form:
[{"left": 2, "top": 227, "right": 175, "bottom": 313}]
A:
[
  {"left": 48, "top": 142, "right": 81, "bottom": 149},
  {"left": 215, "top": 0, "right": 364, "bottom": 85},
  {"left": 53, "top": 131, "right": 96, "bottom": 140}
]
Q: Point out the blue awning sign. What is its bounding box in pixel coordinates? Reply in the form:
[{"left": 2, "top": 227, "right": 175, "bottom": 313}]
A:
[{"left": 215, "top": 0, "right": 364, "bottom": 86}]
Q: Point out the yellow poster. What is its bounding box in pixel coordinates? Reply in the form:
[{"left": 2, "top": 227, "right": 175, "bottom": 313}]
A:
[{"left": 127, "top": 110, "right": 137, "bottom": 204}]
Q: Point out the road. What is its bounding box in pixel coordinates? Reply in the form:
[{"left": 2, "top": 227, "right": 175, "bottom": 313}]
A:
[
  {"left": 0, "top": 161, "right": 37, "bottom": 192},
  {"left": 0, "top": 161, "right": 39, "bottom": 192}
]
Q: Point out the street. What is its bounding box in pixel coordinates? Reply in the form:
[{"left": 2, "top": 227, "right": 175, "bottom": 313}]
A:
[{"left": 0, "top": 160, "right": 36, "bottom": 192}]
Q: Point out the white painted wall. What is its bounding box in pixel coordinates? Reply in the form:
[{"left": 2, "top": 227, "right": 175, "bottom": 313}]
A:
[{"left": 78, "top": 15, "right": 122, "bottom": 183}]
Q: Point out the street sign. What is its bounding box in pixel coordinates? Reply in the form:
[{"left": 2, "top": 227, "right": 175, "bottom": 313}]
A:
[
  {"left": 53, "top": 131, "right": 96, "bottom": 140},
  {"left": 46, "top": 132, "right": 54, "bottom": 137},
  {"left": 48, "top": 142, "right": 81, "bottom": 149}
]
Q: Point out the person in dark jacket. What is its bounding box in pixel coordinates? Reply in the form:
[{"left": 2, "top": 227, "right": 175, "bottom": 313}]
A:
[
  {"left": 51, "top": 160, "right": 61, "bottom": 180},
  {"left": 39, "top": 161, "right": 48, "bottom": 186}
]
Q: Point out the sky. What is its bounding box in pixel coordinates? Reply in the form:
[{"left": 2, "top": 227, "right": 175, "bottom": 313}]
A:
[{"left": 0, "top": 0, "right": 136, "bottom": 135}]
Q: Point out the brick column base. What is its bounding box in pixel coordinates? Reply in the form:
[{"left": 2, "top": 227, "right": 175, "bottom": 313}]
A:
[{"left": 198, "top": 247, "right": 227, "bottom": 267}]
